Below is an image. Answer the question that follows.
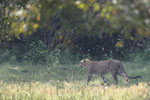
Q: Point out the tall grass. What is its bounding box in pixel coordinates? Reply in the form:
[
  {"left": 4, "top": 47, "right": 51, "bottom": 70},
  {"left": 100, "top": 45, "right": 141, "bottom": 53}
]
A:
[{"left": 0, "top": 81, "right": 149, "bottom": 100}]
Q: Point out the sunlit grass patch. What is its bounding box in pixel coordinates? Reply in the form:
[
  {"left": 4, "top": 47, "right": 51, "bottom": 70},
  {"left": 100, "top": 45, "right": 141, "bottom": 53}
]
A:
[{"left": 0, "top": 82, "right": 149, "bottom": 100}]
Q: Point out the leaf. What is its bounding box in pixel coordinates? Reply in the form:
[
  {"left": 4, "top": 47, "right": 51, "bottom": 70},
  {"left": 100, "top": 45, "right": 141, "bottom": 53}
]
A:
[{"left": 93, "top": 3, "right": 100, "bottom": 11}]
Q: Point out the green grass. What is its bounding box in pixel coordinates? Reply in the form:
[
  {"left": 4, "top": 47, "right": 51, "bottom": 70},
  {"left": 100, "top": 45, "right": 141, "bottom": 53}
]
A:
[{"left": 0, "top": 59, "right": 149, "bottom": 100}]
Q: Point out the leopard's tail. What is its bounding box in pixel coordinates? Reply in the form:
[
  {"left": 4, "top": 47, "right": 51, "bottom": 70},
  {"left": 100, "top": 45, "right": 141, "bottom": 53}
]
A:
[{"left": 128, "top": 75, "right": 142, "bottom": 79}]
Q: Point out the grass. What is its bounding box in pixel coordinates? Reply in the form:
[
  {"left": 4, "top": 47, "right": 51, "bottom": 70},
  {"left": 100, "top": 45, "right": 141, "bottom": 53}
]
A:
[
  {"left": 0, "top": 82, "right": 149, "bottom": 100},
  {"left": 0, "top": 59, "right": 150, "bottom": 100}
]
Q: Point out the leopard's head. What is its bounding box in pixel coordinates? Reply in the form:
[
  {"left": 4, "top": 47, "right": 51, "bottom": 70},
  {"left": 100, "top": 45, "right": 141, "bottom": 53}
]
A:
[{"left": 80, "top": 59, "right": 90, "bottom": 68}]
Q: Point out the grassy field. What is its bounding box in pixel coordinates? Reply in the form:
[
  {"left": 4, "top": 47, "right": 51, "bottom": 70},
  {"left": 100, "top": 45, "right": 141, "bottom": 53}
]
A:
[{"left": 0, "top": 59, "right": 149, "bottom": 100}]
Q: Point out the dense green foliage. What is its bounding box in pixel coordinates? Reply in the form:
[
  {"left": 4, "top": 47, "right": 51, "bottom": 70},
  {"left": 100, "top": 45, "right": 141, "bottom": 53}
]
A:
[{"left": 0, "top": 0, "right": 150, "bottom": 62}]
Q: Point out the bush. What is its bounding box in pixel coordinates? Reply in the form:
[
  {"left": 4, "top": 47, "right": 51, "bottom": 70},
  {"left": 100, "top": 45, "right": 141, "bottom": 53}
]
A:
[
  {"left": 23, "top": 41, "right": 47, "bottom": 64},
  {"left": 0, "top": 49, "right": 11, "bottom": 63},
  {"left": 45, "top": 49, "right": 61, "bottom": 67}
]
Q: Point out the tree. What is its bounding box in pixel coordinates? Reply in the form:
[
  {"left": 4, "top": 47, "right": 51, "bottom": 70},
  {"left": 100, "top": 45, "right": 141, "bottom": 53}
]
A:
[{"left": 0, "top": 0, "right": 150, "bottom": 58}]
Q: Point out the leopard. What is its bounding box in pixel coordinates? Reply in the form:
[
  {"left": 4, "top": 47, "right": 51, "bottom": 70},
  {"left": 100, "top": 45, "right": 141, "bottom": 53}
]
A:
[{"left": 80, "top": 59, "right": 142, "bottom": 85}]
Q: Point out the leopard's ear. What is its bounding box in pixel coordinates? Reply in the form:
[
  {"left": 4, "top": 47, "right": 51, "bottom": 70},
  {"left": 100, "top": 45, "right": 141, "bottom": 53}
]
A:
[
  {"left": 81, "top": 59, "right": 90, "bottom": 63},
  {"left": 82, "top": 59, "right": 86, "bottom": 63},
  {"left": 80, "top": 59, "right": 85, "bottom": 63},
  {"left": 85, "top": 59, "right": 90, "bottom": 62}
]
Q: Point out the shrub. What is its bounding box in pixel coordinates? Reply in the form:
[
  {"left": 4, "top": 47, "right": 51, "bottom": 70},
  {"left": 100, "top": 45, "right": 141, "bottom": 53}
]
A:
[{"left": 23, "top": 40, "right": 47, "bottom": 64}]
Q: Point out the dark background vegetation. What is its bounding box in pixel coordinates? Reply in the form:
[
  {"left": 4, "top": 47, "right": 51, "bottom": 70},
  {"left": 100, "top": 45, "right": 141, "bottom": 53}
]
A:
[{"left": 0, "top": 0, "right": 150, "bottom": 64}]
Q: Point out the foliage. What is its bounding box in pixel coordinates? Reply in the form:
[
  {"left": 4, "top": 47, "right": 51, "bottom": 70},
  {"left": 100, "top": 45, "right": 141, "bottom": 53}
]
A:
[
  {"left": 125, "top": 49, "right": 150, "bottom": 62},
  {"left": 45, "top": 49, "right": 61, "bottom": 66},
  {"left": 0, "top": 0, "right": 150, "bottom": 61},
  {"left": 0, "top": 49, "right": 11, "bottom": 62},
  {"left": 23, "top": 40, "right": 47, "bottom": 63},
  {"left": 0, "top": 0, "right": 40, "bottom": 41}
]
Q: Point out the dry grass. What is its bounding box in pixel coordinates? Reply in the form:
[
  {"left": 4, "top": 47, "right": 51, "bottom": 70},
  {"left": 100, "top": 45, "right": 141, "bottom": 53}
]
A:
[{"left": 0, "top": 81, "right": 149, "bottom": 100}]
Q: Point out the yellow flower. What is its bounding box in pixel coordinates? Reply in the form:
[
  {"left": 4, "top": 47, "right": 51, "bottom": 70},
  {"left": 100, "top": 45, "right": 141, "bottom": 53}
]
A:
[
  {"left": 116, "top": 41, "right": 124, "bottom": 48},
  {"left": 33, "top": 24, "right": 39, "bottom": 29},
  {"left": 77, "top": 3, "right": 88, "bottom": 11},
  {"left": 19, "top": 27, "right": 24, "bottom": 33},
  {"left": 78, "top": 3, "right": 85, "bottom": 9},
  {"left": 93, "top": 3, "right": 100, "bottom": 11}
]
